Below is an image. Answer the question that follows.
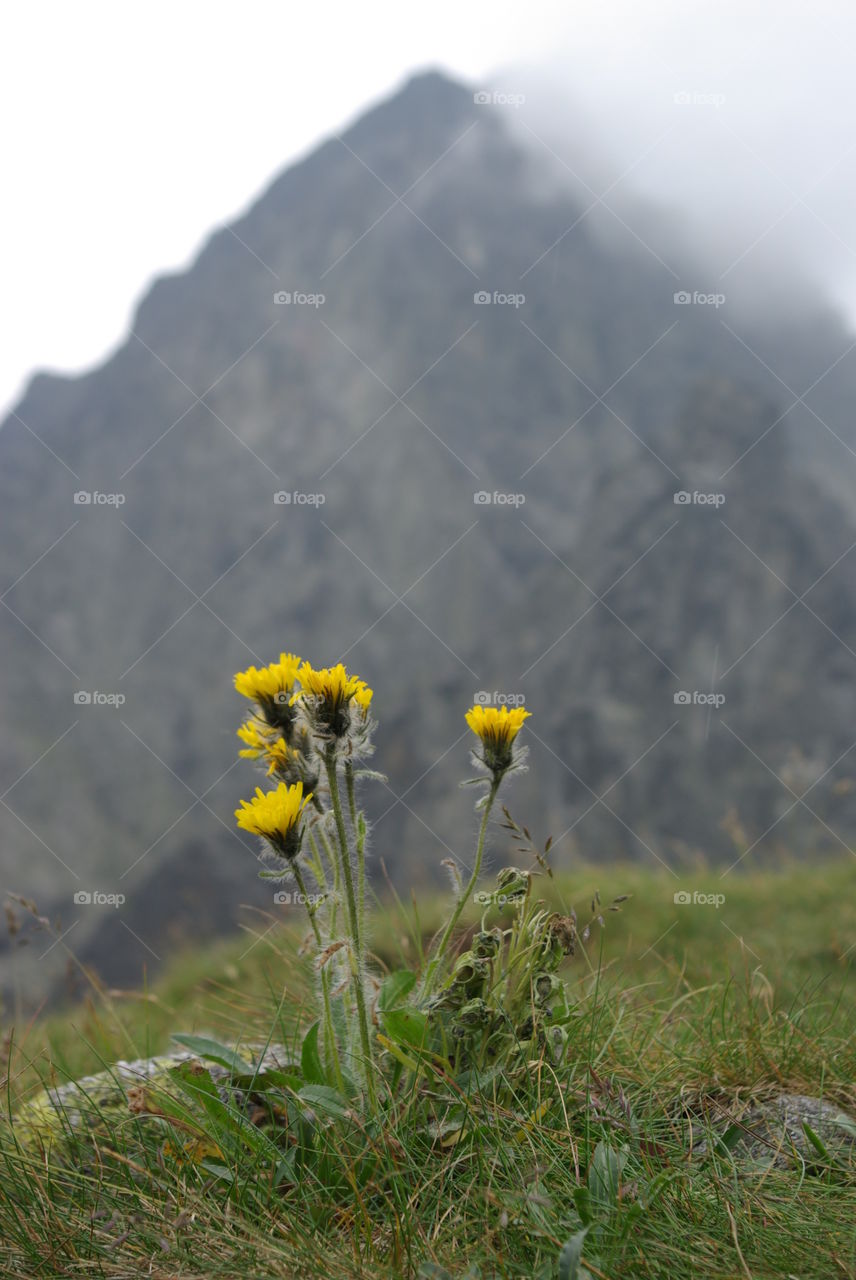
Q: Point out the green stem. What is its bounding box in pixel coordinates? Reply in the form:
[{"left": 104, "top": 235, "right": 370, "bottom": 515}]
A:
[
  {"left": 292, "top": 858, "right": 346, "bottom": 1096},
  {"left": 421, "top": 776, "right": 501, "bottom": 1001},
  {"left": 345, "top": 760, "right": 366, "bottom": 936},
  {"left": 317, "top": 822, "right": 340, "bottom": 936},
  {"left": 304, "top": 823, "right": 329, "bottom": 894},
  {"left": 324, "top": 746, "right": 377, "bottom": 1111}
]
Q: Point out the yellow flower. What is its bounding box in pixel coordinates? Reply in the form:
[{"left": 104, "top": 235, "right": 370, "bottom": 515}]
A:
[
  {"left": 264, "top": 736, "right": 300, "bottom": 776},
  {"left": 237, "top": 720, "right": 317, "bottom": 793},
  {"left": 235, "top": 780, "right": 312, "bottom": 859},
  {"left": 236, "top": 719, "right": 275, "bottom": 759},
  {"left": 465, "top": 705, "right": 531, "bottom": 773},
  {"left": 352, "top": 683, "right": 373, "bottom": 715},
  {"left": 234, "top": 653, "right": 301, "bottom": 729},
  {"left": 294, "top": 661, "right": 373, "bottom": 736}
]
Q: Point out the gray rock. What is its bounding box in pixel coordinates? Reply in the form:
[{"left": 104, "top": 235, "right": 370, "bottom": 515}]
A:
[
  {"left": 10, "top": 1041, "right": 292, "bottom": 1151},
  {"left": 694, "top": 1093, "right": 856, "bottom": 1169}
]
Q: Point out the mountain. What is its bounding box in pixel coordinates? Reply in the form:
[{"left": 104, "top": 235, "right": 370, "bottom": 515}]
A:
[{"left": 3, "top": 70, "right": 856, "bottom": 1006}]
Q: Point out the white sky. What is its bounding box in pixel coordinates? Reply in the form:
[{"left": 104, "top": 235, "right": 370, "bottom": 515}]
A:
[{"left": 3, "top": 0, "right": 855, "bottom": 414}]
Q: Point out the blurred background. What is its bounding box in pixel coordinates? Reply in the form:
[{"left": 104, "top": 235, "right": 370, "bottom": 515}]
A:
[{"left": 3, "top": 0, "right": 856, "bottom": 1009}]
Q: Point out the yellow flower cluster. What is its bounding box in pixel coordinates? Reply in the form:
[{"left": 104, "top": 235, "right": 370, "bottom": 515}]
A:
[
  {"left": 234, "top": 656, "right": 372, "bottom": 735},
  {"left": 234, "top": 655, "right": 374, "bottom": 858}
]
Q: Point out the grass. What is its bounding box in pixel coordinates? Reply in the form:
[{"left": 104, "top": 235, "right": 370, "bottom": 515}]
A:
[{"left": 1, "top": 855, "right": 855, "bottom": 1279}]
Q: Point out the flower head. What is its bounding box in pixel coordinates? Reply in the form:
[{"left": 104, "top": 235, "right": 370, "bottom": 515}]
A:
[
  {"left": 236, "top": 718, "right": 276, "bottom": 760},
  {"left": 263, "top": 736, "right": 299, "bottom": 775},
  {"left": 235, "top": 780, "right": 312, "bottom": 860},
  {"left": 294, "top": 661, "right": 373, "bottom": 738},
  {"left": 465, "top": 705, "right": 531, "bottom": 775},
  {"left": 234, "top": 653, "right": 301, "bottom": 733},
  {"left": 265, "top": 734, "right": 320, "bottom": 792}
]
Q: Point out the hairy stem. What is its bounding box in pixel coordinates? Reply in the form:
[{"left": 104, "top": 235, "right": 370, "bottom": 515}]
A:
[
  {"left": 344, "top": 760, "right": 366, "bottom": 935},
  {"left": 421, "top": 777, "right": 501, "bottom": 1001},
  {"left": 293, "top": 856, "right": 346, "bottom": 1096},
  {"left": 324, "top": 745, "right": 377, "bottom": 1111}
]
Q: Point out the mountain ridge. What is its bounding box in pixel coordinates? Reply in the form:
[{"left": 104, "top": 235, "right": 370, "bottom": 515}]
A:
[{"left": 3, "top": 68, "right": 856, "bottom": 1005}]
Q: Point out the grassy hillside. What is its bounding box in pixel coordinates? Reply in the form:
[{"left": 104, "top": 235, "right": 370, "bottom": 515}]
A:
[
  {"left": 2, "top": 858, "right": 854, "bottom": 1278},
  {"left": 9, "top": 856, "right": 855, "bottom": 1092}
]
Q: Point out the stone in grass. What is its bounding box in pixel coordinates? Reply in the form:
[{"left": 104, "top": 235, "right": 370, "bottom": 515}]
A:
[
  {"left": 694, "top": 1093, "right": 856, "bottom": 1169},
  {"left": 6, "top": 1042, "right": 291, "bottom": 1154}
]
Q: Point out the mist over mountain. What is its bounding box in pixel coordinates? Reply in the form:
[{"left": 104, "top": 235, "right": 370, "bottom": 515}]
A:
[{"left": 3, "top": 70, "right": 856, "bottom": 1005}]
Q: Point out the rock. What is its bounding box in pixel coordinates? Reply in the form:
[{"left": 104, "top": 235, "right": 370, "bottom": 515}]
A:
[
  {"left": 6, "top": 1041, "right": 292, "bottom": 1154},
  {"left": 693, "top": 1093, "right": 856, "bottom": 1169}
]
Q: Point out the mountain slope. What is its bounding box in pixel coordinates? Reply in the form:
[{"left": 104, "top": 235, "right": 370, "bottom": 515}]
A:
[{"left": 3, "top": 70, "right": 856, "bottom": 1003}]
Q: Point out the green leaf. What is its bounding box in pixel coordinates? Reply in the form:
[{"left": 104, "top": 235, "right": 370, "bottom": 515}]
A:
[
  {"left": 714, "top": 1123, "right": 744, "bottom": 1155},
  {"left": 376, "top": 1034, "right": 420, "bottom": 1072},
  {"left": 588, "top": 1142, "right": 627, "bottom": 1213},
  {"left": 558, "top": 1227, "right": 589, "bottom": 1280},
  {"left": 274, "top": 1149, "right": 298, "bottom": 1186},
  {"left": 171, "top": 1034, "right": 252, "bottom": 1074},
  {"left": 378, "top": 970, "right": 417, "bottom": 1012},
  {"left": 382, "top": 1006, "right": 428, "bottom": 1049},
  {"left": 802, "top": 1119, "right": 831, "bottom": 1160},
  {"left": 297, "top": 1085, "right": 350, "bottom": 1119},
  {"left": 199, "top": 1160, "right": 235, "bottom": 1182},
  {"left": 454, "top": 1063, "right": 503, "bottom": 1094},
  {"left": 300, "top": 1021, "right": 326, "bottom": 1085},
  {"left": 168, "top": 1062, "right": 278, "bottom": 1158},
  {"left": 231, "top": 1067, "right": 301, "bottom": 1092},
  {"left": 572, "top": 1185, "right": 593, "bottom": 1226}
]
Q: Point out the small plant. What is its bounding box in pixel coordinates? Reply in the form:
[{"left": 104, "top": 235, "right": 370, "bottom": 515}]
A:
[{"left": 231, "top": 651, "right": 622, "bottom": 1116}]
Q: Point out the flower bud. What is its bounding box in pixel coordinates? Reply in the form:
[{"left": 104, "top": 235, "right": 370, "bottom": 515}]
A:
[
  {"left": 473, "top": 928, "right": 502, "bottom": 959},
  {"left": 455, "top": 998, "right": 492, "bottom": 1031}
]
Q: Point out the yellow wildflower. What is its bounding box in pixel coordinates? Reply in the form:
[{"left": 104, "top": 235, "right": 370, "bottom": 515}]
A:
[
  {"left": 235, "top": 780, "right": 312, "bottom": 859},
  {"left": 236, "top": 719, "right": 275, "bottom": 759},
  {"left": 294, "top": 662, "right": 373, "bottom": 736},
  {"left": 264, "top": 736, "right": 300, "bottom": 776},
  {"left": 465, "top": 705, "right": 531, "bottom": 774},
  {"left": 234, "top": 653, "right": 301, "bottom": 728}
]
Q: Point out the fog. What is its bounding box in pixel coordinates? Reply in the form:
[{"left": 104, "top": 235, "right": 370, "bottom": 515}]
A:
[
  {"left": 498, "top": 1, "right": 856, "bottom": 322},
  {"left": 3, "top": 0, "right": 854, "bottom": 413}
]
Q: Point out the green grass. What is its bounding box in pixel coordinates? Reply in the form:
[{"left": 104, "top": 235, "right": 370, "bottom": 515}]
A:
[{"left": 2, "top": 856, "right": 855, "bottom": 1279}]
